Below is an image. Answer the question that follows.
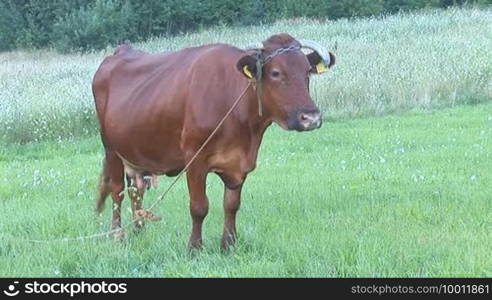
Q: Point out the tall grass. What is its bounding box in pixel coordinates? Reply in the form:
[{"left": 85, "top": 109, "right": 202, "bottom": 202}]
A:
[{"left": 1, "top": 8, "right": 491, "bottom": 143}]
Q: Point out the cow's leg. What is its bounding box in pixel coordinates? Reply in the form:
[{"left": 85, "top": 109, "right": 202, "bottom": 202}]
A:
[
  {"left": 107, "top": 152, "right": 125, "bottom": 241},
  {"left": 186, "top": 164, "right": 209, "bottom": 249},
  {"left": 96, "top": 157, "right": 111, "bottom": 213},
  {"left": 221, "top": 184, "right": 243, "bottom": 251},
  {"left": 126, "top": 174, "right": 146, "bottom": 233}
]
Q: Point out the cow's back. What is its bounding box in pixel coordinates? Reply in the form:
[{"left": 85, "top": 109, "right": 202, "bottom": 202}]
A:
[
  {"left": 93, "top": 44, "right": 191, "bottom": 128},
  {"left": 92, "top": 43, "right": 248, "bottom": 173}
]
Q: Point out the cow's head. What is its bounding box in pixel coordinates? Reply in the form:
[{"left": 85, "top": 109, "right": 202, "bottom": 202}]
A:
[{"left": 237, "top": 33, "right": 335, "bottom": 131}]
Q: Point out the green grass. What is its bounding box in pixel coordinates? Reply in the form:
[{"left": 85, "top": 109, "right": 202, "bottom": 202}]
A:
[
  {"left": 1, "top": 103, "right": 491, "bottom": 277},
  {"left": 1, "top": 7, "right": 491, "bottom": 143}
]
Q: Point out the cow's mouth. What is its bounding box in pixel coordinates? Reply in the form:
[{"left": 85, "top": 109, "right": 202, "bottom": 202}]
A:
[{"left": 287, "top": 109, "right": 322, "bottom": 131}]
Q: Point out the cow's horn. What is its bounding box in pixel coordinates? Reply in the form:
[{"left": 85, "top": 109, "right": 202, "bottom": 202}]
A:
[{"left": 299, "top": 40, "right": 331, "bottom": 67}]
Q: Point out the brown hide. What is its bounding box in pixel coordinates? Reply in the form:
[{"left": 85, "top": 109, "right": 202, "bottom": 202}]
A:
[{"left": 92, "top": 33, "right": 332, "bottom": 248}]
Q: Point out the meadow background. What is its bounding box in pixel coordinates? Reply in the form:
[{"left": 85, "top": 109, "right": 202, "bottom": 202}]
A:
[
  {"left": 1, "top": 8, "right": 491, "bottom": 144},
  {"left": 0, "top": 5, "right": 491, "bottom": 277}
]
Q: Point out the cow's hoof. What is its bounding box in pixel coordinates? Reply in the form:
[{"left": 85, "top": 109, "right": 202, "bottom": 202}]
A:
[
  {"left": 221, "top": 241, "right": 236, "bottom": 253},
  {"left": 188, "top": 239, "right": 203, "bottom": 250},
  {"left": 221, "top": 242, "right": 236, "bottom": 253},
  {"left": 112, "top": 228, "right": 125, "bottom": 242},
  {"left": 133, "top": 220, "right": 145, "bottom": 233},
  {"left": 221, "top": 232, "right": 237, "bottom": 252}
]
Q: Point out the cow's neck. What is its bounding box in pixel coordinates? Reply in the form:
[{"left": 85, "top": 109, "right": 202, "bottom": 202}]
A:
[
  {"left": 239, "top": 87, "right": 273, "bottom": 164},
  {"left": 245, "top": 86, "right": 273, "bottom": 136}
]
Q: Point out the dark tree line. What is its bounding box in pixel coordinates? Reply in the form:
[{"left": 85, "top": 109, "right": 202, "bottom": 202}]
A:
[{"left": 0, "top": 0, "right": 490, "bottom": 52}]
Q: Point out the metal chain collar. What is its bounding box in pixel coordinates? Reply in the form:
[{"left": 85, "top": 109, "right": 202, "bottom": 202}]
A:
[{"left": 263, "top": 44, "right": 301, "bottom": 63}]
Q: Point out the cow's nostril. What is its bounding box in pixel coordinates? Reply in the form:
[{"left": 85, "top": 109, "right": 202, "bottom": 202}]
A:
[{"left": 288, "top": 110, "right": 322, "bottom": 131}]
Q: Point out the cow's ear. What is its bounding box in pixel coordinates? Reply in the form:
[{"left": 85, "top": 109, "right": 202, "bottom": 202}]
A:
[
  {"left": 307, "top": 51, "right": 336, "bottom": 74},
  {"left": 237, "top": 55, "right": 257, "bottom": 79}
]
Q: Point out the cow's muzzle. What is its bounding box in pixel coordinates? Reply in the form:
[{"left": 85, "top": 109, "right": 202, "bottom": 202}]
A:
[{"left": 287, "top": 109, "right": 322, "bottom": 131}]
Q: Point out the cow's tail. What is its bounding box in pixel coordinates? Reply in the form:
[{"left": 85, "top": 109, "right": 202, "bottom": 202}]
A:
[{"left": 96, "top": 157, "right": 111, "bottom": 213}]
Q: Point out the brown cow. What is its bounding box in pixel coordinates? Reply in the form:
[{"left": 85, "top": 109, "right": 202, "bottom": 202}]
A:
[{"left": 93, "top": 33, "right": 335, "bottom": 250}]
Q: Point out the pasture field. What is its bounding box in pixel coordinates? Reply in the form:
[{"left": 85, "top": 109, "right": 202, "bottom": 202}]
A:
[
  {"left": 1, "top": 7, "right": 491, "bottom": 144},
  {"left": 0, "top": 103, "right": 491, "bottom": 277},
  {"left": 0, "top": 7, "right": 491, "bottom": 277}
]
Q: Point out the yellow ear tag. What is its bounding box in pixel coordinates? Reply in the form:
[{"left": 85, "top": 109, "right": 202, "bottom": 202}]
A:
[
  {"left": 243, "top": 65, "right": 253, "bottom": 79},
  {"left": 315, "top": 62, "right": 329, "bottom": 74}
]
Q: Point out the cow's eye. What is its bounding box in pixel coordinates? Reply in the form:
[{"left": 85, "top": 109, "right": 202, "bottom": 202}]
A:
[{"left": 270, "top": 70, "right": 280, "bottom": 78}]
